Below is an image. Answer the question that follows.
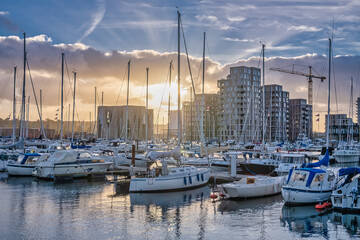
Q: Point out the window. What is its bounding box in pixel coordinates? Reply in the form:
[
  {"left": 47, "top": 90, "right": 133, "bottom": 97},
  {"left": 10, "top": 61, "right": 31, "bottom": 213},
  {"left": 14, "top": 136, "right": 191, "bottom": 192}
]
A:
[
  {"left": 292, "top": 172, "right": 307, "bottom": 182},
  {"left": 313, "top": 173, "right": 325, "bottom": 182}
]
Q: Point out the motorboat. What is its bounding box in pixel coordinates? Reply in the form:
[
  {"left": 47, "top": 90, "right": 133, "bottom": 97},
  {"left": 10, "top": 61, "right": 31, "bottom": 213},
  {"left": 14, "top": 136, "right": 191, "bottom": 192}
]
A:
[
  {"left": 331, "top": 167, "right": 360, "bottom": 212},
  {"left": 7, "top": 152, "right": 50, "bottom": 176},
  {"left": 333, "top": 145, "right": 360, "bottom": 163},
  {"left": 32, "top": 150, "right": 112, "bottom": 179},
  {"left": 274, "top": 153, "right": 307, "bottom": 175},
  {"left": 219, "top": 175, "right": 284, "bottom": 199},
  {"left": 281, "top": 150, "right": 336, "bottom": 204},
  {"left": 238, "top": 153, "right": 279, "bottom": 176},
  {"left": 129, "top": 147, "right": 211, "bottom": 192}
]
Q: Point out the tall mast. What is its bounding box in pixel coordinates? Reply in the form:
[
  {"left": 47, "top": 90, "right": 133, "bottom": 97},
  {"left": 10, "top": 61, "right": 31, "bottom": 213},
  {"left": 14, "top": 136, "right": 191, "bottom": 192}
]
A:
[
  {"left": 68, "top": 103, "right": 70, "bottom": 138},
  {"left": 94, "top": 86, "right": 97, "bottom": 139},
  {"left": 40, "top": 90, "right": 42, "bottom": 120},
  {"left": 101, "top": 91, "right": 104, "bottom": 140},
  {"left": 201, "top": 32, "right": 205, "bottom": 142},
  {"left": 12, "top": 66, "right": 17, "bottom": 142},
  {"left": 125, "top": 60, "right": 130, "bottom": 143},
  {"left": 20, "top": 32, "right": 26, "bottom": 140},
  {"left": 89, "top": 112, "right": 91, "bottom": 139},
  {"left": 146, "top": 67, "right": 149, "bottom": 146},
  {"left": 71, "top": 71, "right": 76, "bottom": 142},
  {"left": 167, "top": 60, "right": 172, "bottom": 143},
  {"left": 177, "top": 9, "right": 181, "bottom": 146},
  {"left": 326, "top": 39, "right": 331, "bottom": 149},
  {"left": 190, "top": 87, "right": 193, "bottom": 148},
  {"left": 350, "top": 77, "right": 354, "bottom": 142},
  {"left": 26, "top": 96, "right": 30, "bottom": 138},
  {"left": 262, "top": 44, "right": 265, "bottom": 147},
  {"left": 60, "top": 52, "right": 64, "bottom": 143}
]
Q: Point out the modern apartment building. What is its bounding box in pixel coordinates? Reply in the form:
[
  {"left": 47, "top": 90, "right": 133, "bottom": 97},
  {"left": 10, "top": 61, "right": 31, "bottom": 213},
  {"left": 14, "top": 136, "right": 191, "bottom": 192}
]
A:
[
  {"left": 217, "top": 66, "right": 261, "bottom": 142},
  {"left": 289, "top": 99, "right": 312, "bottom": 141},
  {"left": 260, "top": 84, "right": 289, "bottom": 142},
  {"left": 182, "top": 94, "right": 218, "bottom": 141}
]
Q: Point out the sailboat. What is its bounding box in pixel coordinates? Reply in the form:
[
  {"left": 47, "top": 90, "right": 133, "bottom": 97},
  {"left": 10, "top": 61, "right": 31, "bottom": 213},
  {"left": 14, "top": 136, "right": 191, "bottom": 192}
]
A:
[
  {"left": 281, "top": 39, "right": 336, "bottom": 205},
  {"left": 129, "top": 10, "right": 211, "bottom": 193}
]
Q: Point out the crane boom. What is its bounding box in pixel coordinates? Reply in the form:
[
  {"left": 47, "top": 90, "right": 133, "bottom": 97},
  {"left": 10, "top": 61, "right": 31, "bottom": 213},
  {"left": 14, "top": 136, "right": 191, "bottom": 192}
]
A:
[{"left": 269, "top": 66, "right": 326, "bottom": 105}]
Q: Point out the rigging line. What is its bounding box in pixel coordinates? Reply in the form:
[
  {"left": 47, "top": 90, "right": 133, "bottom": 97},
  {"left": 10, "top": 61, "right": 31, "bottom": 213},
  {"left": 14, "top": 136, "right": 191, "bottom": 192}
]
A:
[
  {"left": 155, "top": 73, "right": 169, "bottom": 133},
  {"left": 64, "top": 55, "right": 74, "bottom": 104},
  {"left": 331, "top": 43, "right": 338, "bottom": 114},
  {"left": 0, "top": 68, "right": 12, "bottom": 100},
  {"left": 26, "top": 60, "right": 46, "bottom": 139},
  {"left": 181, "top": 18, "right": 204, "bottom": 142},
  {"left": 138, "top": 74, "right": 146, "bottom": 106}
]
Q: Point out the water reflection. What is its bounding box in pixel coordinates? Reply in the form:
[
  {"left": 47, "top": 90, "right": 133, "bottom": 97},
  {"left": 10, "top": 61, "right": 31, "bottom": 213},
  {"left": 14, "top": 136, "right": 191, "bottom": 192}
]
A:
[
  {"left": 332, "top": 211, "right": 360, "bottom": 236},
  {"left": 130, "top": 185, "right": 210, "bottom": 207},
  {"left": 280, "top": 204, "right": 332, "bottom": 237},
  {"left": 218, "top": 194, "right": 283, "bottom": 212}
]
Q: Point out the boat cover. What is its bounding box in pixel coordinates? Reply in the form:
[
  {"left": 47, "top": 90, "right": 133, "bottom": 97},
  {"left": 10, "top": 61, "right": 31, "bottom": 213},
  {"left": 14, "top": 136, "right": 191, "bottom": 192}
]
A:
[{"left": 301, "top": 149, "right": 329, "bottom": 168}]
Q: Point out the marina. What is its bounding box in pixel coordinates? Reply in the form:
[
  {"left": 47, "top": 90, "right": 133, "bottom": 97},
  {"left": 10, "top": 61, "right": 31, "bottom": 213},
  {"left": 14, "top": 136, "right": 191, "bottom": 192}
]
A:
[{"left": 1, "top": 0, "right": 360, "bottom": 239}]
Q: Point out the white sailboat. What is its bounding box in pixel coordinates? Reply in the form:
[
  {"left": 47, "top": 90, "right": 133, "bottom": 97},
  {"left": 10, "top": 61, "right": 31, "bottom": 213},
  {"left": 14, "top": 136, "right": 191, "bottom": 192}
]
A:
[
  {"left": 331, "top": 167, "right": 360, "bottom": 211},
  {"left": 281, "top": 39, "right": 336, "bottom": 205},
  {"left": 129, "top": 10, "right": 211, "bottom": 193}
]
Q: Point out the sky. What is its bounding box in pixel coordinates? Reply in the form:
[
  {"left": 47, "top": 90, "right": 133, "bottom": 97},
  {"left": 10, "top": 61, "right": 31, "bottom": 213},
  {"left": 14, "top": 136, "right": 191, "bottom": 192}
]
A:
[{"left": 0, "top": 0, "right": 360, "bottom": 131}]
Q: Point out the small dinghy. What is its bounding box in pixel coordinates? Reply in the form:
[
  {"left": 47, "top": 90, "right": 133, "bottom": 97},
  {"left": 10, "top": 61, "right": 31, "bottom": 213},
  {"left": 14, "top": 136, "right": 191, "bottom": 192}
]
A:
[{"left": 219, "top": 175, "right": 284, "bottom": 199}]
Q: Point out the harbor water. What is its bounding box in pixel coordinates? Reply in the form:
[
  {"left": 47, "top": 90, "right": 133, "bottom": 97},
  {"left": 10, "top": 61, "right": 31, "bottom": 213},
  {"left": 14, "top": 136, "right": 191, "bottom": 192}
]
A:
[{"left": 0, "top": 170, "right": 359, "bottom": 240}]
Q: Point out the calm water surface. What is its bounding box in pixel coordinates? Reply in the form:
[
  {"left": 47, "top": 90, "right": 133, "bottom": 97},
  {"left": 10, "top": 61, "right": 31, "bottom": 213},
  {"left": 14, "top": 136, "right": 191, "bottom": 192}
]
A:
[{"left": 0, "top": 170, "right": 359, "bottom": 240}]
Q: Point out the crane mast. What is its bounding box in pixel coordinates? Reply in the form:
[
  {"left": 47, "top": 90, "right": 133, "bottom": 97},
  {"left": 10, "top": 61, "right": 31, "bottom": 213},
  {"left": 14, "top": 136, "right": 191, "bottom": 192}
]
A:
[{"left": 269, "top": 66, "right": 326, "bottom": 105}]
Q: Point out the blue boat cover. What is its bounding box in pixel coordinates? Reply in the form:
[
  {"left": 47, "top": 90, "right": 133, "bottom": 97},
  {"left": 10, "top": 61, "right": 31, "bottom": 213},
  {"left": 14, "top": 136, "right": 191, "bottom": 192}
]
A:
[
  {"left": 301, "top": 149, "right": 329, "bottom": 168},
  {"left": 20, "top": 153, "right": 41, "bottom": 164},
  {"left": 338, "top": 167, "right": 360, "bottom": 177},
  {"left": 286, "top": 168, "right": 326, "bottom": 187}
]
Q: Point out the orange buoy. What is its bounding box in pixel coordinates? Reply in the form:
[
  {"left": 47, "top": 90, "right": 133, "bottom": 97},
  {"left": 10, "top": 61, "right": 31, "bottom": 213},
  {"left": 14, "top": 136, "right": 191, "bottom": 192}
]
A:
[
  {"left": 315, "top": 204, "right": 325, "bottom": 210},
  {"left": 323, "top": 202, "right": 332, "bottom": 207},
  {"left": 210, "top": 194, "right": 218, "bottom": 199},
  {"left": 219, "top": 193, "right": 225, "bottom": 198}
]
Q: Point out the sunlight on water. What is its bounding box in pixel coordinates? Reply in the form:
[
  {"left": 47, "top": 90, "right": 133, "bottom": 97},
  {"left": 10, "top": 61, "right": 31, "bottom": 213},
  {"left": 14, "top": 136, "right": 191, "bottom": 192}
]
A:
[{"left": 0, "top": 172, "right": 359, "bottom": 240}]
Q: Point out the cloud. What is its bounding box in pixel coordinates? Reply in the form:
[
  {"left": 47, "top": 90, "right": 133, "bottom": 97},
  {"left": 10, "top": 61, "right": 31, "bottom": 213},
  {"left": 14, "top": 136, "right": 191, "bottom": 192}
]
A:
[
  {"left": 78, "top": 0, "right": 106, "bottom": 42},
  {"left": 227, "top": 16, "right": 246, "bottom": 22},
  {"left": 0, "top": 11, "right": 18, "bottom": 31},
  {"left": 0, "top": 34, "right": 359, "bottom": 124},
  {"left": 222, "top": 37, "right": 253, "bottom": 42},
  {"left": 0, "top": 11, "right": 9, "bottom": 15},
  {"left": 287, "top": 25, "right": 323, "bottom": 32}
]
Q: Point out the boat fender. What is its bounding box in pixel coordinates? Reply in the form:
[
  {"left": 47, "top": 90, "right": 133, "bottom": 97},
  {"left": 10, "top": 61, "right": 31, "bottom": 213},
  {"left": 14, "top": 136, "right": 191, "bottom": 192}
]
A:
[
  {"left": 201, "top": 174, "right": 204, "bottom": 182},
  {"left": 189, "top": 176, "right": 192, "bottom": 184},
  {"left": 184, "top": 177, "right": 187, "bottom": 185},
  {"left": 197, "top": 173, "right": 200, "bottom": 181},
  {"left": 210, "top": 194, "right": 217, "bottom": 199}
]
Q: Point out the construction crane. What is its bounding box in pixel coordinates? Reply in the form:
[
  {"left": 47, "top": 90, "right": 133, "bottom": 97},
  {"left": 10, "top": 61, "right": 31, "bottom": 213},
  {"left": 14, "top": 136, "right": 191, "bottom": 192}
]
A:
[{"left": 269, "top": 65, "right": 326, "bottom": 105}]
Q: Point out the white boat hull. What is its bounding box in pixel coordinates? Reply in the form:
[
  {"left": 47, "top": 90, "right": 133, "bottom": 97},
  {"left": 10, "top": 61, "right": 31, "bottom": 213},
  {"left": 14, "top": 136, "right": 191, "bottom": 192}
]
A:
[
  {"left": 281, "top": 186, "right": 332, "bottom": 204},
  {"left": 33, "top": 162, "right": 112, "bottom": 179},
  {"left": 7, "top": 164, "right": 35, "bottom": 176},
  {"left": 334, "top": 154, "right": 359, "bottom": 163},
  {"left": 129, "top": 169, "right": 211, "bottom": 192},
  {"left": 219, "top": 176, "right": 284, "bottom": 198}
]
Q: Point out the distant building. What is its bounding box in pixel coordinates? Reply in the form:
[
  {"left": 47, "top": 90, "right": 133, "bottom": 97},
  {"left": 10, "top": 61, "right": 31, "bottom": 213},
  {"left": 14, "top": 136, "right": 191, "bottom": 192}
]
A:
[
  {"left": 182, "top": 94, "right": 218, "bottom": 141},
  {"left": 168, "top": 110, "right": 181, "bottom": 139},
  {"left": 325, "top": 114, "right": 359, "bottom": 141},
  {"left": 260, "top": 84, "right": 289, "bottom": 142},
  {"left": 217, "top": 66, "right": 261, "bottom": 142},
  {"left": 289, "top": 99, "right": 312, "bottom": 141},
  {"left": 97, "top": 105, "right": 153, "bottom": 140}
]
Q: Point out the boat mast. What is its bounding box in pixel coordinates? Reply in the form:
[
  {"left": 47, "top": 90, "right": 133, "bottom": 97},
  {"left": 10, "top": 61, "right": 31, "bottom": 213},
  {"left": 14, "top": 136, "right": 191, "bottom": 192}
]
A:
[
  {"left": 125, "top": 60, "right": 130, "bottom": 143},
  {"left": 60, "top": 52, "right": 64, "bottom": 143},
  {"left": 26, "top": 96, "right": 29, "bottom": 138},
  {"left": 350, "top": 77, "right": 354, "bottom": 142},
  {"left": 177, "top": 9, "right": 181, "bottom": 146},
  {"left": 167, "top": 60, "right": 172, "bottom": 143},
  {"left": 71, "top": 71, "right": 76, "bottom": 142},
  {"left": 12, "top": 66, "right": 17, "bottom": 143},
  {"left": 201, "top": 32, "right": 205, "bottom": 142},
  {"left": 20, "top": 32, "right": 26, "bottom": 140},
  {"left": 101, "top": 91, "right": 104, "bottom": 140},
  {"left": 146, "top": 67, "right": 149, "bottom": 147},
  {"left": 262, "top": 44, "right": 265, "bottom": 148},
  {"left": 94, "top": 86, "right": 97, "bottom": 139},
  {"left": 190, "top": 87, "right": 193, "bottom": 148},
  {"left": 326, "top": 39, "right": 331, "bottom": 149}
]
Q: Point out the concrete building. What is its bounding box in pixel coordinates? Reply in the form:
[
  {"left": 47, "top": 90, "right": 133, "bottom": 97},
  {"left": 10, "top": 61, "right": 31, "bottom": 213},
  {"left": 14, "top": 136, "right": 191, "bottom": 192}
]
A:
[
  {"left": 97, "top": 105, "right": 153, "bottom": 140},
  {"left": 289, "top": 99, "right": 312, "bottom": 141},
  {"left": 261, "top": 84, "right": 289, "bottom": 142},
  {"left": 168, "top": 110, "right": 181, "bottom": 139},
  {"left": 325, "top": 114, "right": 359, "bottom": 141},
  {"left": 217, "top": 66, "right": 261, "bottom": 142},
  {"left": 182, "top": 94, "right": 218, "bottom": 141}
]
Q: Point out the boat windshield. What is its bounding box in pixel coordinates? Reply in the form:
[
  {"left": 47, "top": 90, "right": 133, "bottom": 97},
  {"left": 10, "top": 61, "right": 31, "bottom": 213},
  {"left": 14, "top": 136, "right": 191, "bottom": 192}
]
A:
[{"left": 292, "top": 172, "right": 307, "bottom": 182}]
